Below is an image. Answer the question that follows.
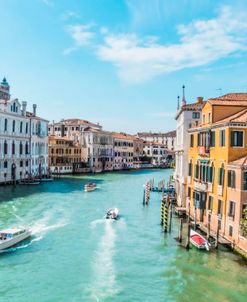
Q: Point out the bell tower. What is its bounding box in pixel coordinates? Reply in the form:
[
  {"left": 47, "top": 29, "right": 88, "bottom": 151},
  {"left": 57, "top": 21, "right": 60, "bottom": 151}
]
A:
[{"left": 0, "top": 77, "right": 10, "bottom": 101}]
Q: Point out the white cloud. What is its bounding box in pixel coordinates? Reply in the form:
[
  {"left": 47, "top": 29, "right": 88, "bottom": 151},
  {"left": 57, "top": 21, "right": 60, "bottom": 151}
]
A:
[
  {"left": 63, "top": 24, "right": 95, "bottom": 55},
  {"left": 97, "top": 6, "right": 247, "bottom": 83}
]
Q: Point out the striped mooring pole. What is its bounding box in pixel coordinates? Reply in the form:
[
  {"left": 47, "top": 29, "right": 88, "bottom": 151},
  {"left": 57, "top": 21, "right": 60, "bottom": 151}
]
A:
[{"left": 163, "top": 200, "right": 169, "bottom": 233}]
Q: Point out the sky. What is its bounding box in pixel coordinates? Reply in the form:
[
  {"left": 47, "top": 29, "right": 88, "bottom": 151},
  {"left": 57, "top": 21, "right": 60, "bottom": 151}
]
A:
[{"left": 1, "top": 0, "right": 247, "bottom": 133}]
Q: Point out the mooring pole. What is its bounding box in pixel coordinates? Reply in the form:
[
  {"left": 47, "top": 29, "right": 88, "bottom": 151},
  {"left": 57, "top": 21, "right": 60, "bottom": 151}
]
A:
[
  {"left": 178, "top": 218, "right": 183, "bottom": 242},
  {"left": 186, "top": 202, "right": 191, "bottom": 249},
  {"left": 169, "top": 198, "right": 172, "bottom": 233},
  {"left": 207, "top": 212, "right": 211, "bottom": 240},
  {"left": 143, "top": 187, "right": 146, "bottom": 205},
  {"left": 163, "top": 197, "right": 169, "bottom": 233},
  {"left": 215, "top": 218, "right": 220, "bottom": 249}
]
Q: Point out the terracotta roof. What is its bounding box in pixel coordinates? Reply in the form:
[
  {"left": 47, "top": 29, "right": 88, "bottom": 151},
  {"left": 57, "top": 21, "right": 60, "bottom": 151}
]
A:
[
  {"left": 208, "top": 93, "right": 247, "bottom": 106},
  {"left": 144, "top": 141, "right": 166, "bottom": 147},
  {"left": 52, "top": 118, "right": 101, "bottom": 128},
  {"left": 213, "top": 108, "right": 247, "bottom": 125},
  {"left": 137, "top": 130, "right": 176, "bottom": 137},
  {"left": 112, "top": 132, "right": 135, "bottom": 141},
  {"left": 228, "top": 155, "right": 247, "bottom": 167},
  {"left": 26, "top": 111, "right": 49, "bottom": 122}
]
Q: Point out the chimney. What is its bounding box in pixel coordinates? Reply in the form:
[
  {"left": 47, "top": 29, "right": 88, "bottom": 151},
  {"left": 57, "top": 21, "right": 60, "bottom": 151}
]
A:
[
  {"left": 22, "top": 101, "right": 27, "bottom": 116},
  {"left": 33, "top": 104, "right": 37, "bottom": 117},
  {"left": 197, "top": 97, "right": 203, "bottom": 104}
]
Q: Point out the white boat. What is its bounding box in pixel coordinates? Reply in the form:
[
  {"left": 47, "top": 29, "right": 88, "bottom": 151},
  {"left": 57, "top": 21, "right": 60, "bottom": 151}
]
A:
[
  {"left": 190, "top": 229, "right": 211, "bottom": 251},
  {"left": 106, "top": 208, "right": 119, "bottom": 220},
  {"left": 0, "top": 228, "right": 32, "bottom": 251},
  {"left": 84, "top": 183, "right": 97, "bottom": 192}
]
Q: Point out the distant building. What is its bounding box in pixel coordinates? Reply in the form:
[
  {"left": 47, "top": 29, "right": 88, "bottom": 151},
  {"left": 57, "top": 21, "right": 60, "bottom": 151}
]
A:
[
  {"left": 83, "top": 127, "right": 114, "bottom": 172},
  {"left": 137, "top": 130, "right": 176, "bottom": 152},
  {"left": 112, "top": 132, "right": 135, "bottom": 170},
  {"left": 0, "top": 78, "right": 48, "bottom": 184},
  {"left": 143, "top": 142, "right": 168, "bottom": 166},
  {"left": 48, "top": 136, "right": 88, "bottom": 174}
]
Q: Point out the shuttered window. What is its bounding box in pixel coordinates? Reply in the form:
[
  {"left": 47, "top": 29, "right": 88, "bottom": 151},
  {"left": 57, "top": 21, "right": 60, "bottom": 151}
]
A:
[
  {"left": 227, "top": 170, "right": 236, "bottom": 188},
  {"left": 231, "top": 131, "right": 243, "bottom": 147},
  {"left": 220, "top": 130, "right": 225, "bottom": 147}
]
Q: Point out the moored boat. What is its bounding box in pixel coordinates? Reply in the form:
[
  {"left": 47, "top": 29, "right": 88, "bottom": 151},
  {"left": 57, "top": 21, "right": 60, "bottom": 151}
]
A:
[
  {"left": 84, "top": 183, "right": 97, "bottom": 192},
  {"left": 106, "top": 208, "right": 119, "bottom": 219},
  {"left": 190, "top": 230, "right": 211, "bottom": 251},
  {"left": 0, "top": 227, "right": 31, "bottom": 251}
]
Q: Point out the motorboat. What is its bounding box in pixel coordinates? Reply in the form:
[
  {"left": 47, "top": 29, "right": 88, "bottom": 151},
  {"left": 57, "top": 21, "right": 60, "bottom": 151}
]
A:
[
  {"left": 84, "top": 183, "right": 97, "bottom": 192},
  {"left": 106, "top": 208, "right": 119, "bottom": 220},
  {"left": 0, "top": 227, "right": 31, "bottom": 251},
  {"left": 190, "top": 229, "right": 211, "bottom": 251}
]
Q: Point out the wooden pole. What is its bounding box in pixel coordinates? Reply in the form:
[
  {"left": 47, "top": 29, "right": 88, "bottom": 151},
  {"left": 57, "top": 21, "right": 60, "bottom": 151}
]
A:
[
  {"left": 143, "top": 187, "right": 145, "bottom": 205},
  {"left": 215, "top": 218, "right": 220, "bottom": 249},
  {"left": 207, "top": 212, "right": 211, "bottom": 240},
  {"left": 178, "top": 218, "right": 183, "bottom": 242},
  {"left": 169, "top": 199, "right": 172, "bottom": 233},
  {"left": 186, "top": 202, "right": 191, "bottom": 249}
]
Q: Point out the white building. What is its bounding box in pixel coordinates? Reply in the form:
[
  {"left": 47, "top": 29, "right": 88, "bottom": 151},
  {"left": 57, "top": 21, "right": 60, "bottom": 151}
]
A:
[
  {"left": 137, "top": 130, "right": 176, "bottom": 152},
  {"left": 0, "top": 78, "right": 48, "bottom": 184},
  {"left": 143, "top": 142, "right": 167, "bottom": 166},
  {"left": 174, "top": 94, "right": 205, "bottom": 206},
  {"left": 83, "top": 127, "right": 114, "bottom": 172}
]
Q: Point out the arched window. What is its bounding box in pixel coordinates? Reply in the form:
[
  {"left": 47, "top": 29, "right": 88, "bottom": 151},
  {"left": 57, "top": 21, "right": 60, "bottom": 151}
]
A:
[
  {"left": 12, "top": 120, "right": 15, "bottom": 132},
  {"left": 4, "top": 140, "right": 8, "bottom": 155},
  {"left": 12, "top": 141, "right": 15, "bottom": 155},
  {"left": 4, "top": 119, "right": 7, "bottom": 131},
  {"left": 20, "top": 121, "right": 23, "bottom": 133},
  {"left": 20, "top": 142, "right": 23, "bottom": 155},
  {"left": 25, "top": 142, "right": 29, "bottom": 155}
]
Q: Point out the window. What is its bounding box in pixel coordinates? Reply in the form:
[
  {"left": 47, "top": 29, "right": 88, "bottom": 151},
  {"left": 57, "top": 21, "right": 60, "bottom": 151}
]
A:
[
  {"left": 229, "top": 225, "right": 233, "bottom": 237},
  {"left": 20, "top": 121, "right": 23, "bottom": 133},
  {"left": 26, "top": 122, "right": 29, "bottom": 134},
  {"left": 243, "top": 171, "right": 247, "bottom": 190},
  {"left": 210, "top": 131, "right": 215, "bottom": 147},
  {"left": 4, "top": 161, "right": 8, "bottom": 168},
  {"left": 242, "top": 204, "right": 247, "bottom": 218},
  {"left": 25, "top": 142, "right": 29, "bottom": 155},
  {"left": 194, "top": 163, "right": 199, "bottom": 179},
  {"left": 192, "top": 112, "right": 200, "bottom": 119},
  {"left": 228, "top": 201, "right": 236, "bottom": 218},
  {"left": 207, "top": 165, "right": 214, "bottom": 183},
  {"left": 4, "top": 118, "right": 8, "bottom": 131},
  {"left": 218, "top": 166, "right": 224, "bottom": 186},
  {"left": 220, "top": 130, "right": 225, "bottom": 147},
  {"left": 190, "top": 134, "right": 194, "bottom": 147},
  {"left": 228, "top": 170, "right": 236, "bottom": 188},
  {"left": 203, "top": 114, "right": 205, "bottom": 124},
  {"left": 188, "top": 162, "right": 192, "bottom": 176},
  {"left": 208, "top": 112, "right": 211, "bottom": 123},
  {"left": 208, "top": 196, "right": 213, "bottom": 211},
  {"left": 188, "top": 187, "right": 191, "bottom": 198},
  {"left": 217, "top": 200, "right": 222, "bottom": 216},
  {"left": 4, "top": 140, "right": 8, "bottom": 155},
  {"left": 12, "top": 120, "right": 15, "bottom": 132},
  {"left": 231, "top": 131, "right": 243, "bottom": 147},
  {"left": 26, "top": 160, "right": 29, "bottom": 167},
  {"left": 20, "top": 160, "right": 23, "bottom": 167},
  {"left": 12, "top": 141, "right": 15, "bottom": 155}
]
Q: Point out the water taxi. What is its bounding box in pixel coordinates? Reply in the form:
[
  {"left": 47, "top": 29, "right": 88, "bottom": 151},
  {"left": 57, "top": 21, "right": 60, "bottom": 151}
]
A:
[
  {"left": 106, "top": 208, "right": 119, "bottom": 220},
  {"left": 190, "top": 230, "right": 211, "bottom": 251},
  {"left": 0, "top": 228, "right": 31, "bottom": 251},
  {"left": 84, "top": 183, "right": 97, "bottom": 192}
]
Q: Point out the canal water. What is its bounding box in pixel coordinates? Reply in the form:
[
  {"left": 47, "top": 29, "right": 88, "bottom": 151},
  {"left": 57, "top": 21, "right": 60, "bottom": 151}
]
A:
[{"left": 0, "top": 169, "right": 246, "bottom": 302}]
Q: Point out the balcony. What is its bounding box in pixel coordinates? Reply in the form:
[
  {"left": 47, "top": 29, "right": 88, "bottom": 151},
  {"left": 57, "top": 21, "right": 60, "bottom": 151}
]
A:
[
  {"left": 194, "top": 180, "right": 207, "bottom": 191},
  {"left": 207, "top": 182, "right": 213, "bottom": 192},
  {"left": 197, "top": 146, "right": 209, "bottom": 156}
]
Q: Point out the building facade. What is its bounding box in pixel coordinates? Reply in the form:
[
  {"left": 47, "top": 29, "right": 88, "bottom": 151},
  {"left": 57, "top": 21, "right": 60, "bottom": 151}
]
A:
[
  {"left": 112, "top": 133, "right": 135, "bottom": 170},
  {"left": 0, "top": 78, "right": 48, "bottom": 184},
  {"left": 143, "top": 141, "right": 167, "bottom": 166},
  {"left": 187, "top": 93, "right": 247, "bottom": 253},
  {"left": 48, "top": 136, "right": 88, "bottom": 174},
  {"left": 83, "top": 127, "right": 114, "bottom": 172},
  {"left": 174, "top": 96, "right": 205, "bottom": 206}
]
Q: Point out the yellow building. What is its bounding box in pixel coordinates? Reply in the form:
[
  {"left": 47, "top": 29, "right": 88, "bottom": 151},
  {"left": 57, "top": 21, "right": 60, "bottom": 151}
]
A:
[{"left": 187, "top": 93, "right": 247, "bottom": 243}]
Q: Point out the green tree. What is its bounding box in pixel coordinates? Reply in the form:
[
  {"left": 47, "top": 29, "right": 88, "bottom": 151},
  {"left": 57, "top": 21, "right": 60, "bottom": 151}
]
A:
[{"left": 240, "top": 208, "right": 247, "bottom": 238}]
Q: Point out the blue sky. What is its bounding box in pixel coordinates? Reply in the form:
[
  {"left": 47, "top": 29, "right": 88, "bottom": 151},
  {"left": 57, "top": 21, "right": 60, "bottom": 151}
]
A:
[{"left": 1, "top": 0, "right": 247, "bottom": 133}]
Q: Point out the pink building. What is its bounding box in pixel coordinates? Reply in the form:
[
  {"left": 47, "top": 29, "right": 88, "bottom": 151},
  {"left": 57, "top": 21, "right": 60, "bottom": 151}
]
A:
[{"left": 226, "top": 156, "right": 247, "bottom": 253}]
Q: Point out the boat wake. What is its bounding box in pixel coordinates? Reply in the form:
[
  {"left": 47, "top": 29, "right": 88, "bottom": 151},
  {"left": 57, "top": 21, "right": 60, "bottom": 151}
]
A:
[{"left": 89, "top": 220, "right": 120, "bottom": 301}]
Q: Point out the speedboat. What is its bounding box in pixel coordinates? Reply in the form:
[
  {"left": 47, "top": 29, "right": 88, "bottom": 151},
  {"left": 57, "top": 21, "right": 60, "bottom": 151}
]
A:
[
  {"left": 0, "top": 227, "right": 31, "bottom": 251},
  {"left": 190, "top": 229, "right": 211, "bottom": 251},
  {"left": 106, "top": 208, "right": 119, "bottom": 220},
  {"left": 84, "top": 183, "right": 97, "bottom": 192}
]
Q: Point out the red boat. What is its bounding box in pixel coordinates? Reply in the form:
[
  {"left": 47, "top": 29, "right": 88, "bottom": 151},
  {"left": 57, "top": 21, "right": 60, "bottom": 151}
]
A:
[{"left": 190, "top": 230, "right": 211, "bottom": 251}]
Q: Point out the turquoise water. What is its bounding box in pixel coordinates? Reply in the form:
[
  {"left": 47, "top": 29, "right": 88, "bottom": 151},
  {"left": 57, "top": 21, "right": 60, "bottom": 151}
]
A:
[{"left": 0, "top": 169, "right": 246, "bottom": 302}]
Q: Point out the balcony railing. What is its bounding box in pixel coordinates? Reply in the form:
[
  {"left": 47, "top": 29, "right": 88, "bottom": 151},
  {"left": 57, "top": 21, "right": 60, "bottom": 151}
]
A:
[
  {"left": 194, "top": 180, "right": 207, "bottom": 191},
  {"left": 217, "top": 185, "right": 223, "bottom": 196}
]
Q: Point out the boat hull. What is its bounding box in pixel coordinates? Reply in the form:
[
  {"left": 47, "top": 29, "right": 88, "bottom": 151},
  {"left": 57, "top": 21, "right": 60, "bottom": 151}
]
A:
[
  {"left": 190, "top": 230, "right": 210, "bottom": 251},
  {"left": 0, "top": 230, "right": 31, "bottom": 251}
]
